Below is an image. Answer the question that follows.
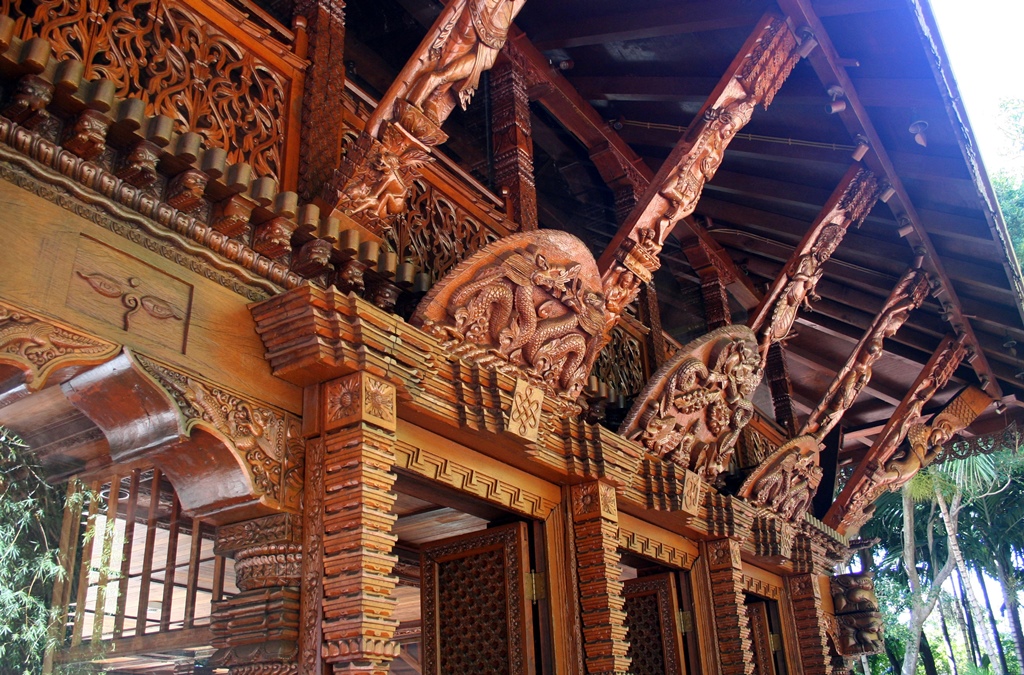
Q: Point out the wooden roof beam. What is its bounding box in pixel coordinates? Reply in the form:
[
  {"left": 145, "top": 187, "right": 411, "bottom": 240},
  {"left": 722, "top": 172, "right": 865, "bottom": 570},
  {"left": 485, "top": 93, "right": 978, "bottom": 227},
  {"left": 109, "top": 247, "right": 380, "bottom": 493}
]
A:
[
  {"left": 775, "top": 0, "right": 1001, "bottom": 399},
  {"left": 595, "top": 14, "right": 805, "bottom": 317}
]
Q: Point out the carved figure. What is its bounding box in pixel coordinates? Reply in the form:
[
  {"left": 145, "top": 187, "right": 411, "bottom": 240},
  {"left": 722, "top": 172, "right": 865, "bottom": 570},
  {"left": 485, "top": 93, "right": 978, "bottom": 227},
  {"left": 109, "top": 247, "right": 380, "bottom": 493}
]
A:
[
  {"left": 831, "top": 572, "right": 879, "bottom": 615},
  {"left": 406, "top": 0, "right": 528, "bottom": 123},
  {"left": 166, "top": 169, "right": 209, "bottom": 212},
  {"left": 253, "top": 218, "right": 296, "bottom": 260},
  {"left": 339, "top": 126, "right": 433, "bottom": 222},
  {"left": 117, "top": 140, "right": 162, "bottom": 188},
  {"left": 4, "top": 75, "right": 54, "bottom": 127},
  {"left": 413, "top": 231, "right": 608, "bottom": 399},
  {"left": 620, "top": 325, "right": 763, "bottom": 482},
  {"left": 836, "top": 612, "right": 884, "bottom": 656},
  {"left": 63, "top": 110, "right": 109, "bottom": 160},
  {"left": 291, "top": 238, "right": 333, "bottom": 278},
  {"left": 739, "top": 435, "right": 822, "bottom": 522}
]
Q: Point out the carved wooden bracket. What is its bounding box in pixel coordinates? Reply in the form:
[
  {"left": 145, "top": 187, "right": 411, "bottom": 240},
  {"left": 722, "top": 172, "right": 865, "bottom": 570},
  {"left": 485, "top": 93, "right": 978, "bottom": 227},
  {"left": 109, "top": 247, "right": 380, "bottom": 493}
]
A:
[
  {"left": 739, "top": 435, "right": 822, "bottom": 524},
  {"left": 0, "top": 299, "right": 119, "bottom": 404},
  {"left": 62, "top": 350, "right": 302, "bottom": 523},
  {"left": 620, "top": 325, "right": 763, "bottom": 483}
]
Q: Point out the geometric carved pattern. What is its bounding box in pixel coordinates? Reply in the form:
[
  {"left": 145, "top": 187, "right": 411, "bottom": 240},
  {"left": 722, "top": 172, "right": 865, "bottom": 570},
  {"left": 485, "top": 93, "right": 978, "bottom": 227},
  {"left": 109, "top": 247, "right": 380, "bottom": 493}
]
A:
[
  {"left": 420, "top": 522, "right": 533, "bottom": 675},
  {"left": 702, "top": 538, "right": 753, "bottom": 675},
  {"left": 0, "top": 299, "right": 118, "bottom": 392},
  {"left": 623, "top": 573, "right": 684, "bottom": 675},
  {"left": 3, "top": 0, "right": 297, "bottom": 180},
  {"left": 621, "top": 325, "right": 763, "bottom": 482},
  {"left": 787, "top": 572, "right": 833, "bottom": 675}
]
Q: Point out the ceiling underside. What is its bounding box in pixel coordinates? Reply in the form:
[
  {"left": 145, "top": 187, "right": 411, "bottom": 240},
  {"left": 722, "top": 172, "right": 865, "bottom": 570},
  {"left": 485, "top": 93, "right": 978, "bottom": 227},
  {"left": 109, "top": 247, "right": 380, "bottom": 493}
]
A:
[{"left": 297, "top": 0, "right": 1024, "bottom": 461}]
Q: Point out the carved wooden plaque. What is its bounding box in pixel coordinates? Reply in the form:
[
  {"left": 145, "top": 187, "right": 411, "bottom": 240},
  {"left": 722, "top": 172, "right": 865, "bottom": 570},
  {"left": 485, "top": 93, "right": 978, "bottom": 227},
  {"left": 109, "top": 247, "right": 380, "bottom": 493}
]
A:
[
  {"left": 420, "top": 522, "right": 535, "bottom": 675},
  {"left": 66, "top": 235, "right": 193, "bottom": 353},
  {"left": 623, "top": 573, "right": 685, "bottom": 675}
]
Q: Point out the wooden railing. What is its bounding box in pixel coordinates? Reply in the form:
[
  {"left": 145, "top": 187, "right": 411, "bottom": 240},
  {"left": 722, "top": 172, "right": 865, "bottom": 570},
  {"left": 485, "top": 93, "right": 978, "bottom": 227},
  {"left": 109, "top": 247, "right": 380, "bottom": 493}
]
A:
[{"left": 51, "top": 467, "right": 233, "bottom": 668}]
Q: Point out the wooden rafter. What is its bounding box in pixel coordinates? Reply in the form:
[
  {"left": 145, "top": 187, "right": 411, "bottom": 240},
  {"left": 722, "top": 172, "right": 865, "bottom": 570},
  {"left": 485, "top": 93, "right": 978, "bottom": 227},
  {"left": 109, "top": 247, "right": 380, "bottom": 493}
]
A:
[{"left": 775, "top": 0, "right": 1001, "bottom": 400}]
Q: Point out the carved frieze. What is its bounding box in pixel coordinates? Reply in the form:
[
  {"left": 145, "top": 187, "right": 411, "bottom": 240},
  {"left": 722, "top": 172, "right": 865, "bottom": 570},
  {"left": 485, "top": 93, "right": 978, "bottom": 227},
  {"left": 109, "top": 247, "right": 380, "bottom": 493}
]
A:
[
  {"left": 739, "top": 435, "right": 823, "bottom": 523},
  {"left": 215, "top": 513, "right": 303, "bottom": 557},
  {"left": 4, "top": 0, "right": 296, "bottom": 179},
  {"left": 0, "top": 300, "right": 118, "bottom": 392},
  {"left": 620, "top": 325, "right": 763, "bottom": 483},
  {"left": 413, "top": 230, "right": 609, "bottom": 399}
]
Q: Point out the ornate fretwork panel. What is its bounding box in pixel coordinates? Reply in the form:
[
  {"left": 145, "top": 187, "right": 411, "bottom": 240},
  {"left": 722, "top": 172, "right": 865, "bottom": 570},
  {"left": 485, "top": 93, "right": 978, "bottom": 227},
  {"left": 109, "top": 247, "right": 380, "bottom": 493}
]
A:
[
  {"left": 385, "top": 179, "right": 501, "bottom": 283},
  {"left": 2, "top": 0, "right": 302, "bottom": 181},
  {"left": 420, "top": 522, "right": 534, "bottom": 675},
  {"left": 623, "top": 573, "right": 684, "bottom": 675},
  {"left": 592, "top": 323, "right": 648, "bottom": 398}
]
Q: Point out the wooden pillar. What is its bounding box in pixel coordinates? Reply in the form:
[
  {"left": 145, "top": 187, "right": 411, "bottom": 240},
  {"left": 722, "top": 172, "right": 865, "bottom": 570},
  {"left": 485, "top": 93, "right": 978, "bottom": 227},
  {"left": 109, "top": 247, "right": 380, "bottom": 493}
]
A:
[
  {"left": 570, "top": 481, "right": 631, "bottom": 674},
  {"left": 491, "top": 59, "right": 538, "bottom": 231},
  {"left": 210, "top": 513, "right": 304, "bottom": 674},
  {"left": 700, "top": 268, "right": 732, "bottom": 330},
  {"left": 315, "top": 372, "right": 401, "bottom": 675},
  {"left": 637, "top": 282, "right": 668, "bottom": 369},
  {"left": 785, "top": 536, "right": 833, "bottom": 675},
  {"left": 699, "top": 538, "right": 753, "bottom": 675},
  {"left": 296, "top": 0, "right": 348, "bottom": 202},
  {"left": 766, "top": 342, "right": 797, "bottom": 436}
]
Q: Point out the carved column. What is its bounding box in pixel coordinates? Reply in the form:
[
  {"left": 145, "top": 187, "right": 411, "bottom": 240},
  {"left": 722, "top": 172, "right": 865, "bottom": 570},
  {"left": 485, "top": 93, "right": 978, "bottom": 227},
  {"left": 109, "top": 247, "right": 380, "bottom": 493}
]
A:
[
  {"left": 571, "top": 481, "right": 631, "bottom": 674},
  {"left": 766, "top": 342, "right": 797, "bottom": 436},
  {"left": 700, "top": 268, "right": 732, "bottom": 330},
  {"left": 701, "top": 538, "right": 753, "bottom": 675},
  {"left": 318, "top": 372, "right": 400, "bottom": 675},
  {"left": 491, "top": 59, "right": 537, "bottom": 231},
  {"left": 296, "top": 0, "right": 348, "bottom": 202},
  {"left": 785, "top": 536, "right": 833, "bottom": 675},
  {"left": 211, "top": 514, "right": 304, "bottom": 674}
]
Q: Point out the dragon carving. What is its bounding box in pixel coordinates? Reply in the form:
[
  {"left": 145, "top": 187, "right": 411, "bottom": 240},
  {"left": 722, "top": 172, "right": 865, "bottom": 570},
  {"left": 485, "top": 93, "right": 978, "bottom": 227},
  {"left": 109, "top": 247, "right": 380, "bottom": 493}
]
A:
[
  {"left": 620, "top": 325, "right": 763, "bottom": 483},
  {"left": 413, "top": 231, "right": 607, "bottom": 398},
  {"left": 739, "top": 435, "right": 822, "bottom": 522}
]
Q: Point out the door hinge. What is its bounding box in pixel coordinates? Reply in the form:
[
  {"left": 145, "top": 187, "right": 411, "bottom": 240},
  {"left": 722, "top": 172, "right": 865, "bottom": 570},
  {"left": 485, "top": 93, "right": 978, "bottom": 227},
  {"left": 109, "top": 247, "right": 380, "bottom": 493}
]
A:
[
  {"left": 527, "top": 571, "right": 546, "bottom": 603},
  {"left": 769, "top": 633, "right": 783, "bottom": 652},
  {"left": 678, "top": 610, "right": 694, "bottom": 634}
]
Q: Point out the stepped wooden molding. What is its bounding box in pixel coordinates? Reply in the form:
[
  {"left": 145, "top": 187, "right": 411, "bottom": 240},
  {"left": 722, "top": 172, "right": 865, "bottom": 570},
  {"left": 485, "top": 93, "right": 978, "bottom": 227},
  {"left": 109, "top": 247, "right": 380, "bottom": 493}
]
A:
[
  {"left": 701, "top": 537, "right": 753, "bottom": 675},
  {"left": 618, "top": 514, "right": 699, "bottom": 571},
  {"left": 621, "top": 325, "right": 763, "bottom": 484},
  {"left": 786, "top": 571, "right": 833, "bottom": 675},
  {"left": 741, "top": 573, "right": 782, "bottom": 601},
  {"left": 750, "top": 513, "right": 796, "bottom": 564},
  {"left": 572, "top": 481, "right": 632, "bottom": 674},
  {"left": 0, "top": 299, "right": 119, "bottom": 397},
  {"left": 215, "top": 513, "right": 303, "bottom": 557}
]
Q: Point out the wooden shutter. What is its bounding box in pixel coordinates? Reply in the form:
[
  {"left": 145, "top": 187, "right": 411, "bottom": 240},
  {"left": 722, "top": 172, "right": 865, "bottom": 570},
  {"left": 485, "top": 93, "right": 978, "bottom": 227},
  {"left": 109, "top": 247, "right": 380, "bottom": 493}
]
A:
[
  {"left": 420, "top": 521, "right": 535, "bottom": 675},
  {"left": 623, "top": 572, "right": 685, "bottom": 675},
  {"left": 747, "top": 599, "right": 778, "bottom": 675}
]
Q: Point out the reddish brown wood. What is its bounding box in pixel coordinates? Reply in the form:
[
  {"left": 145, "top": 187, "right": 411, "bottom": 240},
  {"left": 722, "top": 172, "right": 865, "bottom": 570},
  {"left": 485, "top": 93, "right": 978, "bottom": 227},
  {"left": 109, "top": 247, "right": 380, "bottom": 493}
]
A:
[
  {"left": 766, "top": 343, "right": 797, "bottom": 437},
  {"left": 160, "top": 494, "right": 181, "bottom": 631},
  {"left": 113, "top": 469, "right": 141, "bottom": 638},
  {"left": 71, "top": 479, "right": 102, "bottom": 648},
  {"left": 491, "top": 59, "right": 538, "bottom": 231},
  {"left": 92, "top": 473, "right": 121, "bottom": 642},
  {"left": 135, "top": 470, "right": 163, "bottom": 638},
  {"left": 183, "top": 518, "right": 203, "bottom": 629}
]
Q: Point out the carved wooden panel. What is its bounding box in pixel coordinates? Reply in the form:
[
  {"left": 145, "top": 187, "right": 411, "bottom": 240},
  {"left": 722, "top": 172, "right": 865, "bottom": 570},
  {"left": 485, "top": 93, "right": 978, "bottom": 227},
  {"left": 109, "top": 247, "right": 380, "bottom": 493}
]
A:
[
  {"left": 623, "top": 573, "right": 685, "bottom": 675},
  {"left": 746, "top": 600, "right": 777, "bottom": 675},
  {"left": 67, "top": 235, "right": 193, "bottom": 353},
  {"left": 420, "top": 522, "right": 534, "bottom": 675},
  {"left": 2, "top": 0, "right": 302, "bottom": 181},
  {"left": 592, "top": 322, "right": 648, "bottom": 397}
]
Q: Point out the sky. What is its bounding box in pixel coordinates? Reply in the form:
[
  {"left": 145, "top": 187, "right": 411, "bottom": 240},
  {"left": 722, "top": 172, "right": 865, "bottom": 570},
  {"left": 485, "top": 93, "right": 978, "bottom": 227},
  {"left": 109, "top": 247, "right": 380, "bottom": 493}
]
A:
[{"left": 929, "top": 0, "right": 1024, "bottom": 175}]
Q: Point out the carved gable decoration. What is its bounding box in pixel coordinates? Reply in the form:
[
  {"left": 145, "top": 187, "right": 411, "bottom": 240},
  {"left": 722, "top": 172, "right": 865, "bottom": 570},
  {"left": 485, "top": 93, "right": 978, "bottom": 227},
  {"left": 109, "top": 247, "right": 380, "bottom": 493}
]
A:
[
  {"left": 739, "top": 435, "right": 823, "bottom": 523},
  {"left": 619, "top": 325, "right": 763, "bottom": 483},
  {"left": 412, "top": 230, "right": 608, "bottom": 399}
]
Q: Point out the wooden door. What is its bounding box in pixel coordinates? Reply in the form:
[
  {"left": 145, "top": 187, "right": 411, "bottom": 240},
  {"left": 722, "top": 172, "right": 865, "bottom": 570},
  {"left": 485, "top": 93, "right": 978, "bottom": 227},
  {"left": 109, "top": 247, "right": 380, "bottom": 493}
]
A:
[
  {"left": 420, "top": 521, "right": 535, "bottom": 675},
  {"left": 623, "top": 573, "right": 686, "bottom": 675},
  {"left": 747, "top": 599, "right": 778, "bottom": 675}
]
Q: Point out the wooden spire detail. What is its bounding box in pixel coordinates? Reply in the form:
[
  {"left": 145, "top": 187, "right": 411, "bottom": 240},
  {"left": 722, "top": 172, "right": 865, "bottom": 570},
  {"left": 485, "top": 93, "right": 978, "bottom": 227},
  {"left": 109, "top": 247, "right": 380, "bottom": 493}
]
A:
[{"left": 596, "top": 14, "right": 803, "bottom": 321}]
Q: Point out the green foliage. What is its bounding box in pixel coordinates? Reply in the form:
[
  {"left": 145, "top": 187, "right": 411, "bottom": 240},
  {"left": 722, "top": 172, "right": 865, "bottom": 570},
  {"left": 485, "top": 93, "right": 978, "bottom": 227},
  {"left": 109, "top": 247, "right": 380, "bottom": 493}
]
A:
[
  {"left": 995, "top": 98, "right": 1024, "bottom": 265},
  {"left": 0, "top": 426, "right": 69, "bottom": 674}
]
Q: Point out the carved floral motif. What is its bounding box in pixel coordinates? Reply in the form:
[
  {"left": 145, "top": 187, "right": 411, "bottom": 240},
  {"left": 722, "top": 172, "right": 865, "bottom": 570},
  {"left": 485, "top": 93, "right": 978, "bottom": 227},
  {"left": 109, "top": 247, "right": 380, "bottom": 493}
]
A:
[
  {"left": 0, "top": 301, "right": 118, "bottom": 389},
  {"left": 136, "top": 354, "right": 290, "bottom": 502},
  {"left": 3, "top": 0, "right": 291, "bottom": 179},
  {"left": 620, "top": 325, "right": 763, "bottom": 482},
  {"left": 413, "top": 230, "right": 608, "bottom": 399}
]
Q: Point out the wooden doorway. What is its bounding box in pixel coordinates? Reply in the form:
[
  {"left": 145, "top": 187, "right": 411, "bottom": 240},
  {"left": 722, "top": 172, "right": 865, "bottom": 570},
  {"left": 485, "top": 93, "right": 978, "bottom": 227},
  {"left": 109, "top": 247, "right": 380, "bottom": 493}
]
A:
[{"left": 746, "top": 594, "right": 788, "bottom": 675}]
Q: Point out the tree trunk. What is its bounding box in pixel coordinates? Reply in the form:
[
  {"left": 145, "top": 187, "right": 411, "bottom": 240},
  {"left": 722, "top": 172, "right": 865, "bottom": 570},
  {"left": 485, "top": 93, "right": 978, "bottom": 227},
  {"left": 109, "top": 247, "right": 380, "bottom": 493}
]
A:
[
  {"left": 919, "top": 633, "right": 939, "bottom": 675},
  {"left": 957, "top": 568, "right": 981, "bottom": 666},
  {"left": 885, "top": 636, "right": 903, "bottom": 674},
  {"left": 939, "top": 599, "right": 960, "bottom": 675},
  {"left": 994, "top": 550, "right": 1024, "bottom": 673},
  {"left": 935, "top": 486, "right": 1005, "bottom": 675},
  {"left": 976, "top": 564, "right": 1010, "bottom": 675}
]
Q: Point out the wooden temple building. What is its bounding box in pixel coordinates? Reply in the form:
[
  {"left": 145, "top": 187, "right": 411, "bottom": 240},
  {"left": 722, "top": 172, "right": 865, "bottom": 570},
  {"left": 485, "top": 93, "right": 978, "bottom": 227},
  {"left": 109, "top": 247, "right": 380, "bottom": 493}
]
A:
[{"left": 1, "top": 0, "right": 1022, "bottom": 673}]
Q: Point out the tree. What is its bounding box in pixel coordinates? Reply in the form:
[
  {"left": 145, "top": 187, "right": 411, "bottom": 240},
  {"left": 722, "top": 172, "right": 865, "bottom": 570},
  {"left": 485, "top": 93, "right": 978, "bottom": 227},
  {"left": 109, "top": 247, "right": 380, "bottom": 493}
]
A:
[
  {"left": 995, "top": 98, "right": 1024, "bottom": 265},
  {"left": 0, "top": 426, "right": 71, "bottom": 674}
]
